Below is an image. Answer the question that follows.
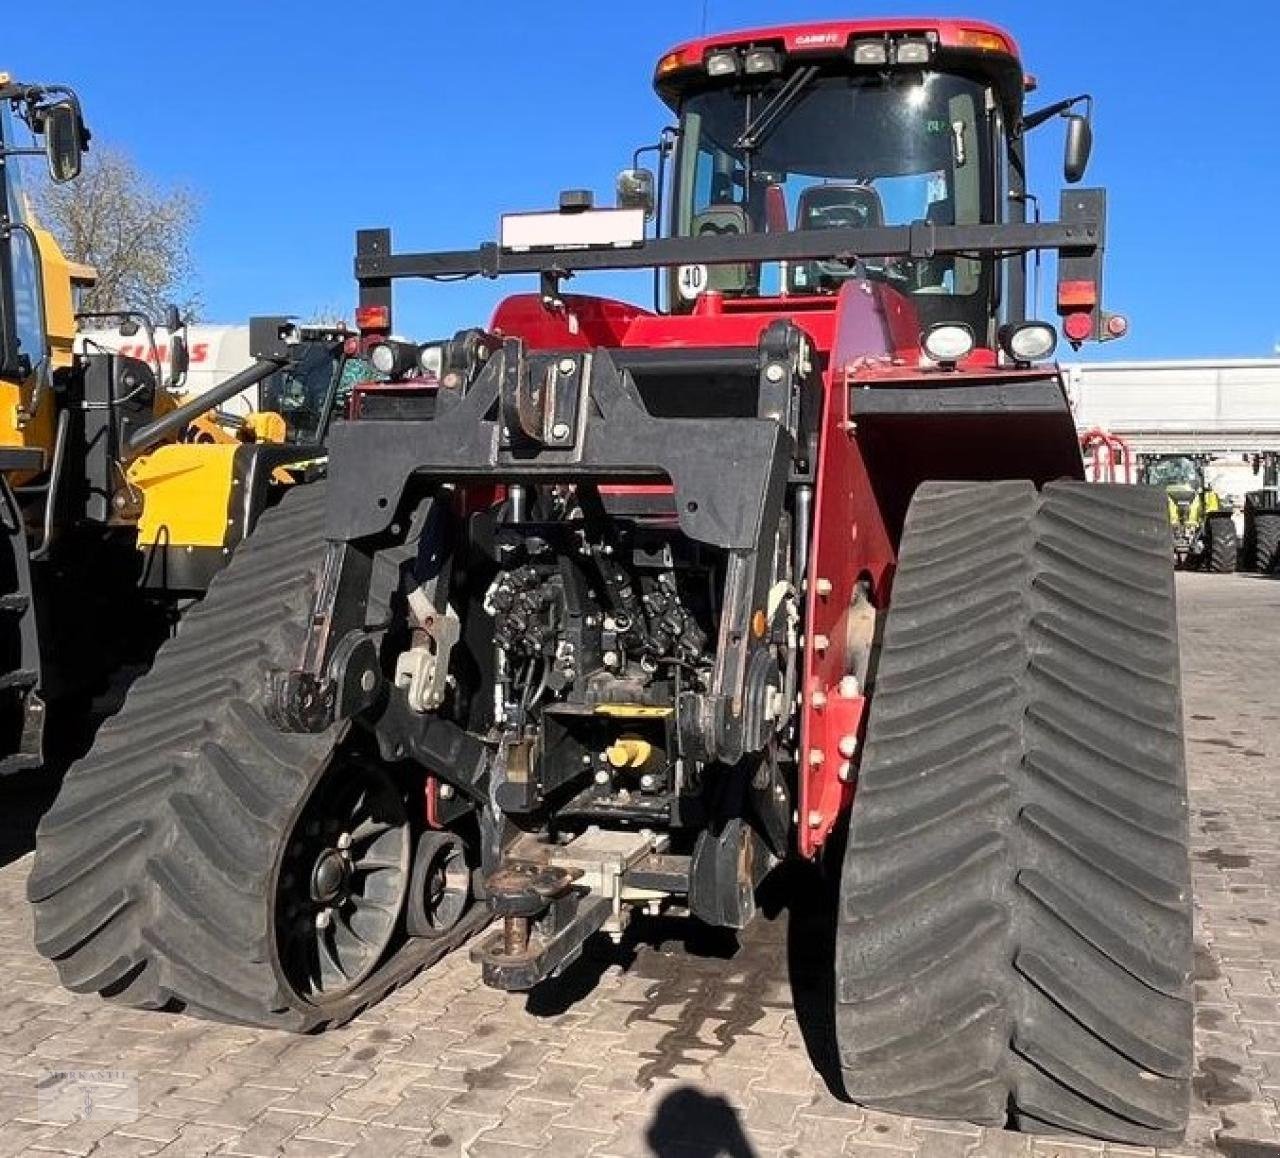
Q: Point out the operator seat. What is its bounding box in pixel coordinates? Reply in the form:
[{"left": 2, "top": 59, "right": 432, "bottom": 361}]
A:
[
  {"left": 688, "top": 203, "right": 752, "bottom": 296},
  {"left": 788, "top": 183, "right": 884, "bottom": 294}
]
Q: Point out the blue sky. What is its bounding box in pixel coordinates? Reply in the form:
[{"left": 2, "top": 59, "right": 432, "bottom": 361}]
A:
[{"left": 9, "top": 1, "right": 1279, "bottom": 358}]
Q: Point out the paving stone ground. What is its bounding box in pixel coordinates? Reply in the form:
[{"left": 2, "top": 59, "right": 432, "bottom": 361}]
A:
[{"left": 0, "top": 572, "right": 1277, "bottom": 1157}]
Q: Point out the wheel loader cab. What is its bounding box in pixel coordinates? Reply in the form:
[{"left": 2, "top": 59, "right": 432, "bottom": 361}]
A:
[
  {"left": 664, "top": 32, "right": 1009, "bottom": 340},
  {"left": 260, "top": 338, "right": 363, "bottom": 445}
]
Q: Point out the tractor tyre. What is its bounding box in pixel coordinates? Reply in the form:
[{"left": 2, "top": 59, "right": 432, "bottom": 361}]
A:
[
  {"left": 834, "top": 480, "right": 1191, "bottom": 1145},
  {"left": 28, "top": 482, "right": 480, "bottom": 1030},
  {"left": 1251, "top": 511, "right": 1280, "bottom": 574},
  {"left": 1206, "top": 514, "right": 1238, "bottom": 574}
]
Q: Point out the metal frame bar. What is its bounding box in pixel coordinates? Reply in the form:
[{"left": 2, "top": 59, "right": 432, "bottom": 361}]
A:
[{"left": 355, "top": 212, "right": 1103, "bottom": 289}]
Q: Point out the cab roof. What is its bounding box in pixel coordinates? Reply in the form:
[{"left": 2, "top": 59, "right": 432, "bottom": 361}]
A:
[{"left": 655, "top": 17, "right": 1025, "bottom": 109}]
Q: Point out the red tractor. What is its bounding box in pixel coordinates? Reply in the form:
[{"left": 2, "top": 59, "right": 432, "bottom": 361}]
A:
[{"left": 30, "top": 18, "right": 1191, "bottom": 1145}]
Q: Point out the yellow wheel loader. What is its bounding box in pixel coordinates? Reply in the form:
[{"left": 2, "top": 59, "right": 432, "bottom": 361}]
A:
[{"left": 1, "top": 77, "right": 355, "bottom": 771}]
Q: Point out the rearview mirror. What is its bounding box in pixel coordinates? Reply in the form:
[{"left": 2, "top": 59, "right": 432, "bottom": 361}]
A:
[
  {"left": 616, "top": 168, "right": 656, "bottom": 219},
  {"left": 165, "top": 305, "right": 188, "bottom": 387},
  {"left": 168, "top": 332, "right": 189, "bottom": 387},
  {"left": 42, "top": 100, "right": 84, "bottom": 184},
  {"left": 1064, "top": 113, "right": 1092, "bottom": 184}
]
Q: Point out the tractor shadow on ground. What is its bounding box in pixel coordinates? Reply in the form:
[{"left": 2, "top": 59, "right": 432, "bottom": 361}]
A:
[
  {"left": 644, "top": 1085, "right": 758, "bottom": 1157},
  {"left": 0, "top": 769, "right": 62, "bottom": 869},
  {"left": 761, "top": 857, "right": 847, "bottom": 1099}
]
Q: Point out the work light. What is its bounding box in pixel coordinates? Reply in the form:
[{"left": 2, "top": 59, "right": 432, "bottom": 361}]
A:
[
  {"left": 893, "top": 39, "right": 932, "bottom": 65},
  {"left": 922, "top": 323, "right": 975, "bottom": 365},
  {"left": 852, "top": 40, "right": 888, "bottom": 66},
  {"left": 705, "top": 51, "right": 739, "bottom": 77},
  {"left": 998, "top": 321, "right": 1057, "bottom": 364},
  {"left": 743, "top": 48, "right": 782, "bottom": 75},
  {"left": 368, "top": 339, "right": 418, "bottom": 379}
]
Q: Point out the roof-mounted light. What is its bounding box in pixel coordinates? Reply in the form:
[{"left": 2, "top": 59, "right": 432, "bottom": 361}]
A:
[
  {"left": 893, "top": 38, "right": 932, "bottom": 65},
  {"left": 705, "top": 50, "right": 739, "bottom": 77},
  {"left": 922, "top": 323, "right": 975, "bottom": 366},
  {"left": 851, "top": 39, "right": 888, "bottom": 66},
  {"left": 743, "top": 47, "right": 782, "bottom": 75}
]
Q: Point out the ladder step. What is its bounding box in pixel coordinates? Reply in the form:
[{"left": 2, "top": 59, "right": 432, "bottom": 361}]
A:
[
  {"left": 0, "top": 753, "right": 41, "bottom": 775},
  {"left": 0, "top": 594, "right": 30, "bottom": 613},
  {"left": 0, "top": 669, "right": 38, "bottom": 691}
]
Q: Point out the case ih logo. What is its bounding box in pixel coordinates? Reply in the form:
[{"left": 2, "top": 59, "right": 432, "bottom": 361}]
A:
[{"left": 794, "top": 31, "right": 842, "bottom": 46}]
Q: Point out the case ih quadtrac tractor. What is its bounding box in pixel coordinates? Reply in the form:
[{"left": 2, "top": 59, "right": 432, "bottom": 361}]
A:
[{"left": 30, "top": 18, "right": 1192, "bottom": 1145}]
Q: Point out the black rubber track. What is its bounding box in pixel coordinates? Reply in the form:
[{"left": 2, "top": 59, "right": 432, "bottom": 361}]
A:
[
  {"left": 1206, "top": 515, "right": 1238, "bottom": 574},
  {"left": 834, "top": 480, "right": 1191, "bottom": 1145},
  {"left": 1250, "top": 511, "right": 1280, "bottom": 574},
  {"left": 28, "top": 482, "right": 483, "bottom": 1030}
]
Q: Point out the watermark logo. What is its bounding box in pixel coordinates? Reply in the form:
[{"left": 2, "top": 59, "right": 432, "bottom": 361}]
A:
[{"left": 37, "top": 1070, "right": 138, "bottom": 1123}]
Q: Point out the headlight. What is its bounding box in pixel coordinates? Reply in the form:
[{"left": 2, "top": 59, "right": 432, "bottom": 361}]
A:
[
  {"left": 417, "top": 343, "right": 444, "bottom": 379},
  {"left": 922, "top": 323, "right": 975, "bottom": 364},
  {"left": 743, "top": 47, "right": 781, "bottom": 75},
  {"left": 998, "top": 321, "right": 1057, "bottom": 363},
  {"left": 852, "top": 40, "right": 888, "bottom": 66},
  {"left": 705, "top": 50, "right": 739, "bottom": 77},
  {"left": 893, "top": 39, "right": 931, "bottom": 65},
  {"left": 368, "top": 339, "right": 418, "bottom": 378}
]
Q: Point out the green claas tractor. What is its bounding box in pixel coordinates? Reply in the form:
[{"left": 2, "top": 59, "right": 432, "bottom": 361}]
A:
[{"left": 1141, "top": 454, "right": 1237, "bottom": 572}]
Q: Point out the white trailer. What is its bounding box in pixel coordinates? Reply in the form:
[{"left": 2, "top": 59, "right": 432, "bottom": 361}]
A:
[
  {"left": 76, "top": 324, "right": 259, "bottom": 417},
  {"left": 1065, "top": 357, "right": 1280, "bottom": 505}
]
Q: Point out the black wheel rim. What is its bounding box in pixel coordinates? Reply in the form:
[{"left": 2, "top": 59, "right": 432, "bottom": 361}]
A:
[
  {"left": 413, "top": 834, "right": 470, "bottom": 936},
  {"left": 274, "top": 759, "right": 410, "bottom": 1001}
]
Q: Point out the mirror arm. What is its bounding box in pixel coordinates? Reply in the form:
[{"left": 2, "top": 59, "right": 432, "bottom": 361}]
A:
[{"left": 1023, "top": 93, "right": 1091, "bottom": 132}]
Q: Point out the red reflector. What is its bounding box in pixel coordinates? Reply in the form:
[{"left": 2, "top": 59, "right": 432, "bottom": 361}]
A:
[
  {"left": 355, "top": 305, "right": 390, "bottom": 332},
  {"left": 1063, "top": 312, "right": 1093, "bottom": 342},
  {"left": 1057, "top": 280, "right": 1098, "bottom": 309}
]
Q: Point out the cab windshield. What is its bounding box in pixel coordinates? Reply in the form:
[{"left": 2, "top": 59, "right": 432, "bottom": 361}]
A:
[
  {"left": 261, "top": 347, "right": 373, "bottom": 444},
  {"left": 672, "top": 69, "right": 998, "bottom": 334},
  {"left": 0, "top": 101, "right": 45, "bottom": 381},
  {"left": 1145, "top": 457, "right": 1202, "bottom": 490}
]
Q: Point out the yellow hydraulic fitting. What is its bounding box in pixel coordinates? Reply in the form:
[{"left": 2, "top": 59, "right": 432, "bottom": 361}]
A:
[{"left": 605, "top": 737, "right": 652, "bottom": 769}]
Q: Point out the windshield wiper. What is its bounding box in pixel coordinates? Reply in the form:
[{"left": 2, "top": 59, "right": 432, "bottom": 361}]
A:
[{"left": 735, "top": 65, "right": 820, "bottom": 152}]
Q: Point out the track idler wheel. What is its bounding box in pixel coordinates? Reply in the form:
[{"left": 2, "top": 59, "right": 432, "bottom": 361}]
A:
[
  {"left": 274, "top": 759, "right": 411, "bottom": 1001},
  {"left": 406, "top": 831, "right": 472, "bottom": 938}
]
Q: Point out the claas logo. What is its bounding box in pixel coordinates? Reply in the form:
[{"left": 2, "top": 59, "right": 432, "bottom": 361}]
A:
[{"left": 117, "top": 343, "right": 210, "bottom": 363}]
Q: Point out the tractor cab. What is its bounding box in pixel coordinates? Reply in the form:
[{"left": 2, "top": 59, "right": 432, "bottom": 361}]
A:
[
  {"left": 1141, "top": 452, "right": 1237, "bottom": 571},
  {"left": 1143, "top": 453, "right": 1204, "bottom": 497},
  {"left": 652, "top": 21, "right": 1061, "bottom": 343}
]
